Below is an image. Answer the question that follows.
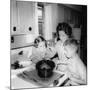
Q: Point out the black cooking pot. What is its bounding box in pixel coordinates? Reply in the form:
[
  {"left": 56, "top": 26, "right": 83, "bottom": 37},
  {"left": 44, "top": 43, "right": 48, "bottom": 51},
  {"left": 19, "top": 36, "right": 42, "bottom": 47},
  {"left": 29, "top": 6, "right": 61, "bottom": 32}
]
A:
[{"left": 36, "top": 60, "right": 55, "bottom": 78}]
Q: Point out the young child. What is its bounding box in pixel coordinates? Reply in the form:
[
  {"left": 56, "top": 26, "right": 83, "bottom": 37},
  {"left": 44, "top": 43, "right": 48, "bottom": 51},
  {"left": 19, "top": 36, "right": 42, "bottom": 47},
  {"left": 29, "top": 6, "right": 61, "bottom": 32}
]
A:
[
  {"left": 29, "top": 36, "right": 47, "bottom": 63},
  {"left": 19, "top": 36, "right": 56, "bottom": 69},
  {"left": 31, "top": 35, "right": 58, "bottom": 62},
  {"left": 18, "top": 36, "right": 47, "bottom": 71},
  {"left": 55, "top": 39, "right": 86, "bottom": 86}
]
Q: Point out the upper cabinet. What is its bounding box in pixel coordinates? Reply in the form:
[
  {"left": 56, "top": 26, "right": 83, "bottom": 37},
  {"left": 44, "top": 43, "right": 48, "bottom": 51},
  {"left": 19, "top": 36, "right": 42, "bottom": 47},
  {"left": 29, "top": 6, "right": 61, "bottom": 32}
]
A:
[
  {"left": 11, "top": 0, "right": 17, "bottom": 34},
  {"left": 11, "top": 0, "right": 38, "bottom": 35}
]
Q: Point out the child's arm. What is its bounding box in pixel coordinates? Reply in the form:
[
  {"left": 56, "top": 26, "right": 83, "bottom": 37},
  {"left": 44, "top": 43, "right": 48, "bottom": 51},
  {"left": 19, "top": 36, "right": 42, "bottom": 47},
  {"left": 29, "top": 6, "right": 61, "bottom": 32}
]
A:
[
  {"left": 45, "top": 46, "right": 57, "bottom": 60},
  {"left": 71, "top": 58, "right": 87, "bottom": 84},
  {"left": 53, "top": 71, "right": 70, "bottom": 86},
  {"left": 29, "top": 47, "right": 43, "bottom": 63},
  {"left": 68, "top": 71, "right": 86, "bottom": 85},
  {"left": 55, "top": 70, "right": 86, "bottom": 86},
  {"left": 70, "top": 75, "right": 86, "bottom": 85}
]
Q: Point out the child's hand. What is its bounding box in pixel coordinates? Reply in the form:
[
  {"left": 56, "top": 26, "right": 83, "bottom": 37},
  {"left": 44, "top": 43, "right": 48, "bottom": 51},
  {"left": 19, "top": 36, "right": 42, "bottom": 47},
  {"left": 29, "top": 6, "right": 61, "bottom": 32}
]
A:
[
  {"left": 29, "top": 53, "right": 43, "bottom": 63},
  {"left": 45, "top": 46, "right": 56, "bottom": 59},
  {"left": 69, "top": 72, "right": 86, "bottom": 84},
  {"left": 70, "top": 73, "right": 81, "bottom": 79},
  {"left": 53, "top": 80, "right": 59, "bottom": 86},
  {"left": 56, "top": 63, "right": 67, "bottom": 72}
]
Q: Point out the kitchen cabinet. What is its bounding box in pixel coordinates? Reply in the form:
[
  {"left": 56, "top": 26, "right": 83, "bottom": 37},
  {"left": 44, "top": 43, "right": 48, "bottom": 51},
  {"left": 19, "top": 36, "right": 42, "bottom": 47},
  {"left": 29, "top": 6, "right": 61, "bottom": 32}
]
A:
[
  {"left": 11, "top": 0, "right": 17, "bottom": 34},
  {"left": 11, "top": 0, "right": 38, "bottom": 35}
]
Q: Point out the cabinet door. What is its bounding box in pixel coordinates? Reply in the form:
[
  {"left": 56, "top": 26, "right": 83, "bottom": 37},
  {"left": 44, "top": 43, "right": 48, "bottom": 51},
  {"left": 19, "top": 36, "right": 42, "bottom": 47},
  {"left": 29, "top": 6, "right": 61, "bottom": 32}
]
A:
[
  {"left": 17, "top": 1, "right": 35, "bottom": 34},
  {"left": 11, "top": 0, "right": 17, "bottom": 35},
  {"left": 11, "top": 1, "right": 38, "bottom": 35}
]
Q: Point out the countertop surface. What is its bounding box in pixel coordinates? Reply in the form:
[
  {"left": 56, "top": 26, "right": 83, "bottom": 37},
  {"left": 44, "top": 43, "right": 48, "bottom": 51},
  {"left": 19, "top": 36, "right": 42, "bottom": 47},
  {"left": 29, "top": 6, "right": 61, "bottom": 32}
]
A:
[
  {"left": 11, "top": 68, "right": 63, "bottom": 89},
  {"left": 11, "top": 75, "right": 40, "bottom": 89}
]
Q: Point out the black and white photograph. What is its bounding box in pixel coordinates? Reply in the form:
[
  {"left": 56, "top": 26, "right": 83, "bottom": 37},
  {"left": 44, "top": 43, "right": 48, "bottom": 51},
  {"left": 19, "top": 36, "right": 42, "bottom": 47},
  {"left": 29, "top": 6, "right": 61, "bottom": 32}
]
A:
[{"left": 10, "top": 0, "right": 87, "bottom": 89}]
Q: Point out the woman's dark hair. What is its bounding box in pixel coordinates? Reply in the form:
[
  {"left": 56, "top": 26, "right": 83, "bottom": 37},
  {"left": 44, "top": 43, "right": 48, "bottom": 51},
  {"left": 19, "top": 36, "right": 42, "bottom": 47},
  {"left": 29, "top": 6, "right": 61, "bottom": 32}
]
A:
[
  {"left": 34, "top": 36, "right": 47, "bottom": 47},
  {"left": 56, "top": 22, "right": 72, "bottom": 41}
]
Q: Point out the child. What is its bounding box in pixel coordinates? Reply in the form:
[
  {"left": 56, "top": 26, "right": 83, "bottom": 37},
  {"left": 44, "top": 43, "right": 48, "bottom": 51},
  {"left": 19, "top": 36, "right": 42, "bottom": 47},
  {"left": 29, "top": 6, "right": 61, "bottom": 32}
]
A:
[
  {"left": 55, "top": 39, "right": 86, "bottom": 86},
  {"left": 29, "top": 36, "right": 47, "bottom": 63},
  {"left": 29, "top": 36, "right": 56, "bottom": 63},
  {"left": 19, "top": 36, "right": 56, "bottom": 69},
  {"left": 64, "top": 39, "right": 86, "bottom": 84},
  {"left": 18, "top": 36, "right": 47, "bottom": 71}
]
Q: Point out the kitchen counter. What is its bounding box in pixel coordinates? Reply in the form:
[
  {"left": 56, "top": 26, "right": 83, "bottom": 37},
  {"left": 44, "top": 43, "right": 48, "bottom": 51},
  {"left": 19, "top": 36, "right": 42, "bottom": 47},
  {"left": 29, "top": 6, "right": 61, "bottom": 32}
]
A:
[
  {"left": 11, "top": 68, "right": 63, "bottom": 89},
  {"left": 11, "top": 66, "right": 41, "bottom": 89},
  {"left": 11, "top": 55, "right": 68, "bottom": 89},
  {"left": 11, "top": 75, "right": 40, "bottom": 89}
]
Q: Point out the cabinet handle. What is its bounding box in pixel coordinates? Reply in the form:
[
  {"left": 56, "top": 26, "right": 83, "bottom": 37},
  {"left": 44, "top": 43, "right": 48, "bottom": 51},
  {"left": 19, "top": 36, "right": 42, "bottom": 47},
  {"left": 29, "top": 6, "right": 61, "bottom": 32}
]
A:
[
  {"left": 13, "top": 26, "right": 16, "bottom": 31},
  {"left": 11, "top": 36, "right": 14, "bottom": 43},
  {"left": 28, "top": 27, "right": 32, "bottom": 31},
  {"left": 18, "top": 51, "right": 23, "bottom": 55}
]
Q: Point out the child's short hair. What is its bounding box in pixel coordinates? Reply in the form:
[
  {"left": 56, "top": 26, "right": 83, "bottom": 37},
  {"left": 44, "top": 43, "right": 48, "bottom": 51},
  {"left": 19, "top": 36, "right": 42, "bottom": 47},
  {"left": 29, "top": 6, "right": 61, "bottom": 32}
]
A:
[
  {"left": 34, "top": 36, "right": 47, "bottom": 47},
  {"left": 56, "top": 22, "right": 72, "bottom": 41},
  {"left": 64, "top": 39, "right": 79, "bottom": 52}
]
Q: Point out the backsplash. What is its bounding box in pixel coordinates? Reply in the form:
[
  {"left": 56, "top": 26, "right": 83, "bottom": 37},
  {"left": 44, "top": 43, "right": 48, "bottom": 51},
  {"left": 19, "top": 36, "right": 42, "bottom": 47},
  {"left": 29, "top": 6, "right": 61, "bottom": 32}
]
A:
[{"left": 11, "top": 46, "right": 33, "bottom": 64}]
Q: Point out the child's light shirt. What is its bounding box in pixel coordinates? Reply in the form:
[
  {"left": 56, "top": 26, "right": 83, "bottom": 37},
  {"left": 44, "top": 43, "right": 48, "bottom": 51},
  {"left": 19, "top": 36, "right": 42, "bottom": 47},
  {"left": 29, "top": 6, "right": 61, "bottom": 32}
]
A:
[{"left": 57, "top": 54, "right": 86, "bottom": 83}]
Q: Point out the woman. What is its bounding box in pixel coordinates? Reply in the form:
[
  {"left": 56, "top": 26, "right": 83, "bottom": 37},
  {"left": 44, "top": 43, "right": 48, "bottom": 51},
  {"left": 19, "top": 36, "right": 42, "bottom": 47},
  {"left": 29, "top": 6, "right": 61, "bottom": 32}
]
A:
[
  {"left": 52, "top": 22, "right": 73, "bottom": 86},
  {"left": 55, "top": 22, "right": 72, "bottom": 63}
]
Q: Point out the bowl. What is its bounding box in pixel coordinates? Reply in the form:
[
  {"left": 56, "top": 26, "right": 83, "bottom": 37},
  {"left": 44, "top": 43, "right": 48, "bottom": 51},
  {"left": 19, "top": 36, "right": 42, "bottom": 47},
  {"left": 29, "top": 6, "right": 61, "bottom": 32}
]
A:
[{"left": 36, "top": 60, "right": 55, "bottom": 78}]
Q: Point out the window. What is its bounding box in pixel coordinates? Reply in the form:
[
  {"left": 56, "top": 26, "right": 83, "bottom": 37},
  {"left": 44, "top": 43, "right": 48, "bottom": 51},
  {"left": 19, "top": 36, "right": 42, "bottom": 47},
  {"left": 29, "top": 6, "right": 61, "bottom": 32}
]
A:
[{"left": 38, "top": 3, "right": 44, "bottom": 36}]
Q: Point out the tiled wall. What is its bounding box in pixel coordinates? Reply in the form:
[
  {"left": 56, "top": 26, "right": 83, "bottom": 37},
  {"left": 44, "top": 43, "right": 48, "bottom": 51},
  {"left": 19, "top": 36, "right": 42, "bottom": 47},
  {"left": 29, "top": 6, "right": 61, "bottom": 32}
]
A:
[{"left": 11, "top": 46, "right": 33, "bottom": 64}]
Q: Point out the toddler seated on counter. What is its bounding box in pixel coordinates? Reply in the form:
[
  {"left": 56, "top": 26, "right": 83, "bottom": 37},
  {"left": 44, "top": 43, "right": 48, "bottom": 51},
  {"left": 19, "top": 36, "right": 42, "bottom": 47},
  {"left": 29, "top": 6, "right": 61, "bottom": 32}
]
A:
[
  {"left": 18, "top": 36, "right": 47, "bottom": 67},
  {"left": 19, "top": 36, "right": 56, "bottom": 70},
  {"left": 54, "top": 39, "right": 86, "bottom": 86},
  {"left": 29, "top": 36, "right": 47, "bottom": 63},
  {"left": 28, "top": 36, "right": 57, "bottom": 63}
]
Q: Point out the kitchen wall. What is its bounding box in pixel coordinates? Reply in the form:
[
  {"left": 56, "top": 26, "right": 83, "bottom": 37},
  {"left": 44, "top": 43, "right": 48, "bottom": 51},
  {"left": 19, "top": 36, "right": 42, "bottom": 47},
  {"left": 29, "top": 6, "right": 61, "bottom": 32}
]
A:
[
  {"left": 51, "top": 4, "right": 59, "bottom": 33},
  {"left": 11, "top": 46, "right": 33, "bottom": 64},
  {"left": 43, "top": 3, "right": 82, "bottom": 40},
  {"left": 44, "top": 4, "right": 53, "bottom": 40},
  {"left": 43, "top": 3, "right": 62, "bottom": 40}
]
